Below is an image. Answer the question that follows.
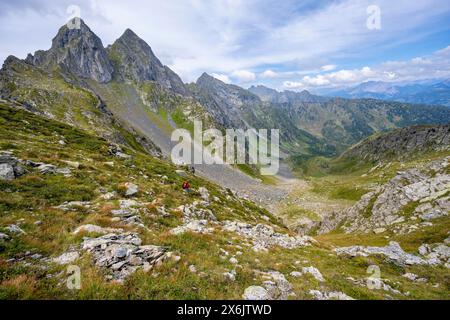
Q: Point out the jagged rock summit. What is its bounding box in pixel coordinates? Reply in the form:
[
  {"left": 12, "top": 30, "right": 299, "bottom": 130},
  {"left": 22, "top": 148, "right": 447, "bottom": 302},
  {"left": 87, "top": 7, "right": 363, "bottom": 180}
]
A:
[
  {"left": 24, "top": 19, "right": 188, "bottom": 95},
  {"left": 107, "top": 28, "right": 189, "bottom": 96},
  {"left": 26, "top": 18, "right": 114, "bottom": 83}
]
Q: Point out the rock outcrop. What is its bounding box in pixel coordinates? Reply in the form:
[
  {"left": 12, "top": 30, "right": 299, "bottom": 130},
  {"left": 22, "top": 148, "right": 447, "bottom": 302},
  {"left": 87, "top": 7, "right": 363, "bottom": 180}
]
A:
[
  {"left": 335, "top": 240, "right": 449, "bottom": 267},
  {"left": 0, "top": 151, "right": 26, "bottom": 180},
  {"left": 341, "top": 125, "right": 450, "bottom": 162},
  {"left": 81, "top": 233, "right": 168, "bottom": 281},
  {"left": 243, "top": 270, "right": 294, "bottom": 300},
  {"left": 317, "top": 156, "right": 450, "bottom": 235},
  {"left": 222, "top": 220, "right": 315, "bottom": 252}
]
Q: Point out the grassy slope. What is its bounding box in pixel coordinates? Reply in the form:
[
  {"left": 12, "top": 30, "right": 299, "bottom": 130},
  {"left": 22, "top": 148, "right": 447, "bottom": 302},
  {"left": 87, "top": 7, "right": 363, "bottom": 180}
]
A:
[{"left": 0, "top": 103, "right": 448, "bottom": 299}]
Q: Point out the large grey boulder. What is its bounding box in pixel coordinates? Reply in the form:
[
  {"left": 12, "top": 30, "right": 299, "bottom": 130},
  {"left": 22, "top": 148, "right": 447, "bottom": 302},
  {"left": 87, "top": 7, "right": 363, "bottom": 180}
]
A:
[
  {"left": 243, "top": 286, "right": 270, "bottom": 300},
  {"left": 0, "top": 163, "right": 15, "bottom": 180}
]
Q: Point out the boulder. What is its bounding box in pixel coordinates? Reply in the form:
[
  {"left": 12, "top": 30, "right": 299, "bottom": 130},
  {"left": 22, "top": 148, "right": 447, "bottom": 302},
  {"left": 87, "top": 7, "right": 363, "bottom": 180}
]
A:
[
  {"left": 0, "top": 163, "right": 15, "bottom": 180},
  {"left": 53, "top": 251, "right": 80, "bottom": 265},
  {"left": 198, "top": 187, "right": 210, "bottom": 202},
  {"left": 72, "top": 224, "right": 123, "bottom": 235},
  {"left": 124, "top": 183, "right": 139, "bottom": 197},
  {"left": 243, "top": 286, "right": 270, "bottom": 300},
  {"left": 175, "top": 170, "right": 187, "bottom": 177},
  {"left": 6, "top": 224, "right": 25, "bottom": 235},
  {"left": 301, "top": 266, "right": 325, "bottom": 282}
]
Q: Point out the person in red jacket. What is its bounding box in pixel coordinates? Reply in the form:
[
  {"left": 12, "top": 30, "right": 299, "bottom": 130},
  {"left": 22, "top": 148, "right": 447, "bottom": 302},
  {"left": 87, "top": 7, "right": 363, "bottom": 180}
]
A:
[{"left": 182, "top": 181, "right": 191, "bottom": 193}]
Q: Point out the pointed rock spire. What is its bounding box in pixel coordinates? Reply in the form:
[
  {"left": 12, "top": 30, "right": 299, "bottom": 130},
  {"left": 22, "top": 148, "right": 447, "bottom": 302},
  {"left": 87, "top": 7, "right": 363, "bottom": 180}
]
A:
[
  {"left": 107, "top": 29, "right": 189, "bottom": 96},
  {"left": 26, "top": 18, "right": 113, "bottom": 83}
]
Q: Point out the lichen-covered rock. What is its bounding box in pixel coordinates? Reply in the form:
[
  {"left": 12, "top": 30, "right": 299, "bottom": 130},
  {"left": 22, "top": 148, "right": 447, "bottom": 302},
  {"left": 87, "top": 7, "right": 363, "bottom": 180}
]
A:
[
  {"left": 243, "top": 286, "right": 270, "bottom": 300},
  {"left": 170, "top": 220, "right": 214, "bottom": 235},
  {"left": 0, "top": 151, "right": 26, "bottom": 180},
  {"left": 222, "top": 220, "right": 315, "bottom": 251},
  {"left": 52, "top": 251, "right": 80, "bottom": 265},
  {"left": 0, "top": 163, "right": 14, "bottom": 180},
  {"left": 335, "top": 241, "right": 449, "bottom": 266},
  {"left": 169, "top": 203, "right": 217, "bottom": 235},
  {"left": 300, "top": 266, "right": 325, "bottom": 282},
  {"left": 309, "top": 290, "right": 354, "bottom": 300},
  {"left": 72, "top": 224, "right": 123, "bottom": 235},
  {"left": 317, "top": 156, "right": 450, "bottom": 235},
  {"left": 81, "top": 233, "right": 167, "bottom": 281},
  {"left": 243, "top": 271, "right": 294, "bottom": 300}
]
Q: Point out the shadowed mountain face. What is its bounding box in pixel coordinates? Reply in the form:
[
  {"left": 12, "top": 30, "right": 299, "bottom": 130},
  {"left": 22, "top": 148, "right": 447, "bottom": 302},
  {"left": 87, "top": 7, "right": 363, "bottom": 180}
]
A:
[
  {"left": 189, "top": 73, "right": 261, "bottom": 129},
  {"left": 107, "top": 29, "right": 189, "bottom": 96}
]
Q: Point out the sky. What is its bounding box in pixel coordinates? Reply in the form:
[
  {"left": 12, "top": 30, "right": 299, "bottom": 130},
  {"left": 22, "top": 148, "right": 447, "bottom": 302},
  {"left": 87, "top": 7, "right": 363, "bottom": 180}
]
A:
[{"left": 1, "top": 0, "right": 450, "bottom": 92}]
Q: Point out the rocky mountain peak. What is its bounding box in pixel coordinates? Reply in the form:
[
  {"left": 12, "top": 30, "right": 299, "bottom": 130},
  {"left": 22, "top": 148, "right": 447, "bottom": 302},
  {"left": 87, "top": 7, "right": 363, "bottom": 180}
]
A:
[
  {"left": 26, "top": 18, "right": 114, "bottom": 83},
  {"left": 196, "top": 72, "right": 220, "bottom": 86},
  {"left": 107, "top": 29, "right": 189, "bottom": 96}
]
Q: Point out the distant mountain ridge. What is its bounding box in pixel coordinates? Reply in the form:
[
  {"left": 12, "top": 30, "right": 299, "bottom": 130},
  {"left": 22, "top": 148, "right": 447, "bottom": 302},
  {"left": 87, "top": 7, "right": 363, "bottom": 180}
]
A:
[
  {"left": 323, "top": 80, "right": 450, "bottom": 106},
  {"left": 249, "top": 85, "right": 330, "bottom": 103},
  {"left": 250, "top": 85, "right": 450, "bottom": 153}
]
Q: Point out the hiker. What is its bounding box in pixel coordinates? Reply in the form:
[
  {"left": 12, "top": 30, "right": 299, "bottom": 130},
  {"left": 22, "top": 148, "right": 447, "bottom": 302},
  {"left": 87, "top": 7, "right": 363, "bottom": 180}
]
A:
[{"left": 182, "top": 181, "right": 191, "bottom": 193}]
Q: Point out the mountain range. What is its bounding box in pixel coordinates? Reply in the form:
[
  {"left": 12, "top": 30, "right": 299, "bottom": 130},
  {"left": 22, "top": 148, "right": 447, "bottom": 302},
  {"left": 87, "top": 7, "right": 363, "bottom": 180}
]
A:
[
  {"left": 321, "top": 80, "right": 450, "bottom": 107},
  {"left": 1, "top": 18, "right": 450, "bottom": 175}
]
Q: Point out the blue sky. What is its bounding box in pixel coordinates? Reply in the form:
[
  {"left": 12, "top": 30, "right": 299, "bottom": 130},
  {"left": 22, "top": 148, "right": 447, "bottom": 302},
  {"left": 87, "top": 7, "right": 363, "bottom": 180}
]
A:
[{"left": 1, "top": 0, "right": 450, "bottom": 91}]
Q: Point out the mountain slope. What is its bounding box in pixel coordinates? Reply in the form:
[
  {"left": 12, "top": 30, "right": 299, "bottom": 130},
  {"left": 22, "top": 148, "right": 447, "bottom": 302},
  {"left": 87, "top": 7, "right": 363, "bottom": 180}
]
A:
[
  {"left": 341, "top": 125, "right": 450, "bottom": 162},
  {"left": 0, "top": 56, "right": 159, "bottom": 156},
  {"left": 1, "top": 102, "right": 449, "bottom": 300}
]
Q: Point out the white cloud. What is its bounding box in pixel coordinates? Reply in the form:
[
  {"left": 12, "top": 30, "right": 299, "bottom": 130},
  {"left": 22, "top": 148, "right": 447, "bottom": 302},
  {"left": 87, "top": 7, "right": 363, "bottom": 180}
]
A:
[
  {"left": 231, "top": 70, "right": 256, "bottom": 82},
  {"left": 302, "top": 75, "right": 331, "bottom": 86},
  {"left": 283, "top": 81, "right": 305, "bottom": 89},
  {"left": 212, "top": 73, "right": 231, "bottom": 83},
  {"left": 284, "top": 66, "right": 373, "bottom": 88},
  {"left": 321, "top": 64, "right": 337, "bottom": 72},
  {"left": 283, "top": 47, "right": 450, "bottom": 90},
  {"left": 260, "top": 69, "right": 278, "bottom": 78}
]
